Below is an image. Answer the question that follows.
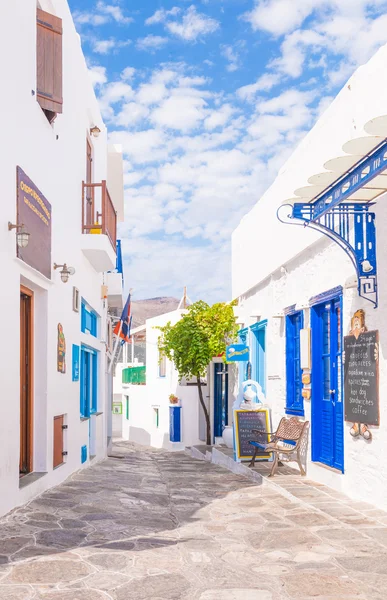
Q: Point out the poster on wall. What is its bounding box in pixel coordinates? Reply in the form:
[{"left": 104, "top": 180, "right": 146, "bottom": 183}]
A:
[
  {"left": 57, "top": 324, "right": 66, "bottom": 374},
  {"left": 17, "top": 166, "right": 52, "bottom": 279},
  {"left": 344, "top": 310, "right": 379, "bottom": 435},
  {"left": 234, "top": 409, "right": 271, "bottom": 461},
  {"left": 113, "top": 403, "right": 122, "bottom": 415}
]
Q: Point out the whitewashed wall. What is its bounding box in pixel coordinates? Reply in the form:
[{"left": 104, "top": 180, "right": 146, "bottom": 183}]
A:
[
  {"left": 116, "top": 310, "right": 206, "bottom": 450},
  {"left": 232, "top": 42, "right": 387, "bottom": 510},
  {"left": 0, "top": 0, "right": 117, "bottom": 517}
]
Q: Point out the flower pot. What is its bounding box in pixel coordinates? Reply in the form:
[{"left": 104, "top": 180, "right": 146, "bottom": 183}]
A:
[{"left": 222, "top": 426, "right": 234, "bottom": 449}]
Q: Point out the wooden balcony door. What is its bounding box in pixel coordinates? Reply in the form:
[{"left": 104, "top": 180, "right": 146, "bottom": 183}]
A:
[
  {"left": 86, "top": 138, "right": 93, "bottom": 225},
  {"left": 20, "top": 286, "right": 34, "bottom": 475}
]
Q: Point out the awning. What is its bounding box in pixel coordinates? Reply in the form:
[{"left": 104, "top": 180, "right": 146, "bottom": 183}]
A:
[{"left": 277, "top": 115, "right": 387, "bottom": 309}]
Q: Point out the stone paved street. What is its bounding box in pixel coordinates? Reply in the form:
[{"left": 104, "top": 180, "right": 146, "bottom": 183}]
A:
[{"left": 0, "top": 443, "right": 386, "bottom": 599}]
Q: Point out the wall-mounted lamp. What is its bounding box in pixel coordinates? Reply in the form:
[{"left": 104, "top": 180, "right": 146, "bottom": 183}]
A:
[
  {"left": 54, "top": 263, "right": 76, "bottom": 283},
  {"left": 8, "top": 222, "right": 30, "bottom": 248},
  {"left": 90, "top": 125, "right": 101, "bottom": 138}
]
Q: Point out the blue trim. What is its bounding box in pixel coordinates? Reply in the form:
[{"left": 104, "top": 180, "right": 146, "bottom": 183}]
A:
[
  {"left": 238, "top": 327, "right": 248, "bottom": 343},
  {"left": 169, "top": 406, "right": 182, "bottom": 442},
  {"left": 250, "top": 320, "right": 267, "bottom": 394},
  {"left": 289, "top": 203, "right": 378, "bottom": 308},
  {"left": 81, "top": 300, "right": 98, "bottom": 337},
  {"left": 72, "top": 344, "right": 80, "bottom": 382},
  {"left": 81, "top": 445, "right": 87, "bottom": 464},
  {"left": 214, "top": 363, "right": 228, "bottom": 439},
  {"left": 284, "top": 304, "right": 297, "bottom": 316},
  {"left": 80, "top": 344, "right": 98, "bottom": 418},
  {"left": 309, "top": 286, "right": 343, "bottom": 307},
  {"left": 116, "top": 240, "right": 123, "bottom": 277},
  {"left": 285, "top": 311, "right": 304, "bottom": 417},
  {"left": 303, "top": 138, "right": 387, "bottom": 220},
  {"left": 311, "top": 294, "right": 344, "bottom": 473}
]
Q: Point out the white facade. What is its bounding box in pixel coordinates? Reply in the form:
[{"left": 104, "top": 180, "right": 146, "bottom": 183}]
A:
[
  {"left": 0, "top": 0, "right": 124, "bottom": 517},
  {"left": 114, "top": 310, "right": 210, "bottom": 450},
  {"left": 232, "top": 44, "right": 387, "bottom": 510}
]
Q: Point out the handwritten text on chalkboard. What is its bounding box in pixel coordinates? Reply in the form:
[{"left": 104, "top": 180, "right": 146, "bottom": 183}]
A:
[
  {"left": 234, "top": 409, "right": 271, "bottom": 460},
  {"left": 344, "top": 330, "right": 379, "bottom": 425}
]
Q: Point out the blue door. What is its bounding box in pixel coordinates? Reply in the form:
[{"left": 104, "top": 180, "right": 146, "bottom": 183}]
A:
[
  {"left": 214, "top": 363, "right": 228, "bottom": 439},
  {"left": 286, "top": 312, "right": 304, "bottom": 416},
  {"left": 312, "top": 298, "right": 344, "bottom": 472}
]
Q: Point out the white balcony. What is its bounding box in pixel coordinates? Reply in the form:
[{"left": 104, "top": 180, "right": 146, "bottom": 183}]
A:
[
  {"left": 81, "top": 234, "right": 116, "bottom": 273},
  {"left": 106, "top": 271, "right": 124, "bottom": 309}
]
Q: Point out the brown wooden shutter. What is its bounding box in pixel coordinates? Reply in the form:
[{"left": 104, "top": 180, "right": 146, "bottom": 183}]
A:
[
  {"left": 53, "top": 415, "right": 64, "bottom": 468},
  {"left": 36, "top": 8, "right": 63, "bottom": 115}
]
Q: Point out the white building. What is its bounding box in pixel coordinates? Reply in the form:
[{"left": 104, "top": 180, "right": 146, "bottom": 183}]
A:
[
  {"left": 0, "top": 0, "right": 124, "bottom": 517},
  {"left": 232, "top": 44, "right": 387, "bottom": 509},
  {"left": 114, "top": 309, "right": 239, "bottom": 450}
]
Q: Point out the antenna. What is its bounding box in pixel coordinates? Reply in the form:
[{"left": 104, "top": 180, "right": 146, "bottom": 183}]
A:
[{"left": 178, "top": 286, "right": 192, "bottom": 309}]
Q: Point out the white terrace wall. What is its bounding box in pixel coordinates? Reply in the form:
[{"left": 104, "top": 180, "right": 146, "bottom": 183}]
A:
[
  {"left": 0, "top": 0, "right": 116, "bottom": 517},
  {"left": 117, "top": 310, "right": 206, "bottom": 450},
  {"left": 232, "top": 43, "right": 387, "bottom": 509}
]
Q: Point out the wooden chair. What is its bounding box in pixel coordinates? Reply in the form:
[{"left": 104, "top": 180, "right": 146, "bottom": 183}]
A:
[{"left": 248, "top": 417, "right": 310, "bottom": 477}]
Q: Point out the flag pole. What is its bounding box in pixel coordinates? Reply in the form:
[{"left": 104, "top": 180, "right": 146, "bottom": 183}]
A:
[{"left": 108, "top": 321, "right": 122, "bottom": 374}]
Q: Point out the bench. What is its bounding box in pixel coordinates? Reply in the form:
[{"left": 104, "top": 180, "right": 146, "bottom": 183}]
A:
[{"left": 248, "top": 416, "right": 310, "bottom": 477}]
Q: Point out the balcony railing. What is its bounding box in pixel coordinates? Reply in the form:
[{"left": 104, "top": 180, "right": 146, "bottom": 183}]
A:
[{"left": 82, "top": 181, "right": 117, "bottom": 251}]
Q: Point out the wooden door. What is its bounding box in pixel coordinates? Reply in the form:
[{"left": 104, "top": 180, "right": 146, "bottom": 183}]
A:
[
  {"left": 86, "top": 139, "right": 93, "bottom": 225},
  {"left": 53, "top": 415, "right": 64, "bottom": 468},
  {"left": 20, "top": 286, "right": 33, "bottom": 475}
]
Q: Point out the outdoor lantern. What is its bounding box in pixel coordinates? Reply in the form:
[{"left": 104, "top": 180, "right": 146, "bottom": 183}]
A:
[
  {"left": 54, "top": 263, "right": 76, "bottom": 283},
  {"left": 90, "top": 125, "right": 101, "bottom": 138},
  {"left": 8, "top": 222, "right": 30, "bottom": 248}
]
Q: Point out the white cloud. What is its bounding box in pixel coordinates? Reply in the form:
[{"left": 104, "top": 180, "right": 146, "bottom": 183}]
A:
[
  {"left": 74, "top": 1, "right": 133, "bottom": 27},
  {"left": 237, "top": 73, "right": 281, "bottom": 101},
  {"left": 96, "top": 1, "right": 134, "bottom": 24},
  {"left": 145, "top": 7, "right": 181, "bottom": 26},
  {"left": 115, "top": 102, "right": 150, "bottom": 127},
  {"left": 121, "top": 67, "right": 136, "bottom": 81},
  {"left": 151, "top": 94, "right": 207, "bottom": 132},
  {"left": 88, "top": 65, "right": 107, "bottom": 87},
  {"left": 221, "top": 43, "right": 245, "bottom": 72},
  {"left": 91, "top": 38, "right": 131, "bottom": 55},
  {"left": 166, "top": 6, "right": 220, "bottom": 42},
  {"left": 136, "top": 35, "right": 169, "bottom": 52},
  {"left": 244, "top": 0, "right": 318, "bottom": 36}
]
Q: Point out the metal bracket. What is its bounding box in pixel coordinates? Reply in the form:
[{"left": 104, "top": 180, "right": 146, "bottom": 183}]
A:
[{"left": 277, "top": 203, "right": 378, "bottom": 308}]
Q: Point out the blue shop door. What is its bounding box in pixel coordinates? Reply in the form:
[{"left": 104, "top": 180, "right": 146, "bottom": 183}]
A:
[
  {"left": 286, "top": 312, "right": 304, "bottom": 416},
  {"left": 214, "top": 363, "right": 228, "bottom": 440},
  {"left": 312, "top": 298, "right": 344, "bottom": 472}
]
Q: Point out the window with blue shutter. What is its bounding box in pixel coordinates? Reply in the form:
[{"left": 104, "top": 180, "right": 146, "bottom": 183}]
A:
[
  {"left": 285, "top": 311, "right": 304, "bottom": 416},
  {"left": 250, "top": 321, "right": 267, "bottom": 394},
  {"left": 80, "top": 345, "right": 98, "bottom": 418},
  {"left": 81, "top": 300, "right": 98, "bottom": 337}
]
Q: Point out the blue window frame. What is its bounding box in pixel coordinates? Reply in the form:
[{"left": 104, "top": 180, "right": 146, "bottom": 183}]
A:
[
  {"left": 81, "top": 300, "right": 98, "bottom": 337},
  {"left": 250, "top": 320, "right": 267, "bottom": 394},
  {"left": 238, "top": 327, "right": 249, "bottom": 384},
  {"left": 80, "top": 345, "right": 98, "bottom": 418},
  {"left": 285, "top": 311, "right": 304, "bottom": 416}
]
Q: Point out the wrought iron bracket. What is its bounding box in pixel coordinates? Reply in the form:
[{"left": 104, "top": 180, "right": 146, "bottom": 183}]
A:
[{"left": 277, "top": 203, "right": 378, "bottom": 308}]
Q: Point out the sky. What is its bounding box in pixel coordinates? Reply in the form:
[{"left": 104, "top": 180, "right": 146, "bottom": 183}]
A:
[{"left": 68, "top": 0, "right": 387, "bottom": 303}]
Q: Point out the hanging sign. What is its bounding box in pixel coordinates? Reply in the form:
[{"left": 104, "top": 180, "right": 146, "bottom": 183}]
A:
[
  {"left": 234, "top": 409, "right": 271, "bottom": 461},
  {"left": 344, "top": 329, "right": 379, "bottom": 426},
  {"left": 226, "top": 344, "right": 250, "bottom": 362},
  {"left": 17, "top": 166, "right": 52, "bottom": 279},
  {"left": 57, "top": 324, "right": 66, "bottom": 374}
]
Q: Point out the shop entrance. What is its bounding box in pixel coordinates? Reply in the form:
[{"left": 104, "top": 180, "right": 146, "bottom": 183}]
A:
[
  {"left": 20, "top": 286, "right": 33, "bottom": 475},
  {"left": 311, "top": 296, "right": 344, "bottom": 472},
  {"left": 214, "top": 363, "right": 228, "bottom": 440}
]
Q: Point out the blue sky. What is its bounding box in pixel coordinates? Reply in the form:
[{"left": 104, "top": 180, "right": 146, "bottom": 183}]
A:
[{"left": 69, "top": 0, "right": 387, "bottom": 302}]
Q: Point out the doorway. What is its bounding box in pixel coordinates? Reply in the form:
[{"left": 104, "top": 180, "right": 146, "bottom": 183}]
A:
[
  {"left": 20, "top": 286, "right": 34, "bottom": 476},
  {"left": 214, "top": 363, "right": 228, "bottom": 440},
  {"left": 311, "top": 296, "right": 344, "bottom": 472}
]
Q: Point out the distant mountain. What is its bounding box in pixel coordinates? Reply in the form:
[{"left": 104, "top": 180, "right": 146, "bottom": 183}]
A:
[{"left": 131, "top": 296, "right": 180, "bottom": 328}]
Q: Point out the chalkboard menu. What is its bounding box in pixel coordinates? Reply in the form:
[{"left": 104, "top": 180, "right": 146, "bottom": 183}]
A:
[
  {"left": 344, "top": 330, "right": 379, "bottom": 425},
  {"left": 234, "top": 409, "right": 271, "bottom": 461}
]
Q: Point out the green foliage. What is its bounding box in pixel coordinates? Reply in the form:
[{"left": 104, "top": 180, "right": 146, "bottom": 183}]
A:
[{"left": 157, "top": 300, "right": 238, "bottom": 380}]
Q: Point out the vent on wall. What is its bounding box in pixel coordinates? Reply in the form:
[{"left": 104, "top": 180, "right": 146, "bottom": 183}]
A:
[{"left": 81, "top": 445, "right": 88, "bottom": 464}]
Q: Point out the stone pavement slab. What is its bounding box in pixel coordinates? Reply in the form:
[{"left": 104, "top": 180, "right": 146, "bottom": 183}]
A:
[{"left": 0, "top": 442, "right": 385, "bottom": 599}]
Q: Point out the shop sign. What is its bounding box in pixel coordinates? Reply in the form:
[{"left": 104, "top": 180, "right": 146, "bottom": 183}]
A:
[
  {"left": 226, "top": 344, "right": 250, "bottom": 362},
  {"left": 234, "top": 408, "right": 271, "bottom": 461},
  {"left": 17, "top": 166, "right": 52, "bottom": 279},
  {"left": 344, "top": 310, "right": 379, "bottom": 438}
]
